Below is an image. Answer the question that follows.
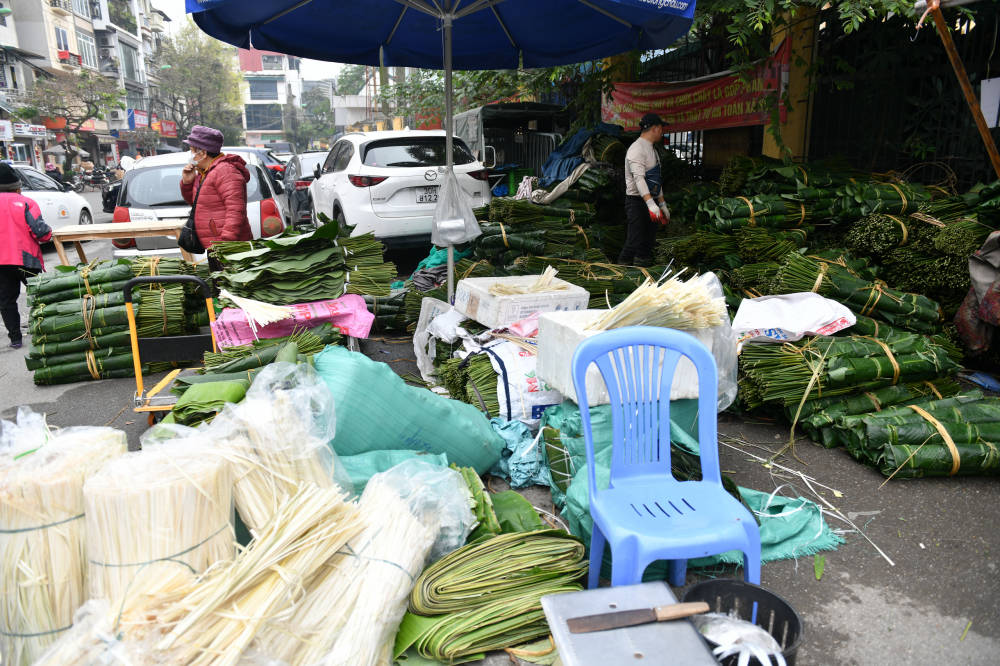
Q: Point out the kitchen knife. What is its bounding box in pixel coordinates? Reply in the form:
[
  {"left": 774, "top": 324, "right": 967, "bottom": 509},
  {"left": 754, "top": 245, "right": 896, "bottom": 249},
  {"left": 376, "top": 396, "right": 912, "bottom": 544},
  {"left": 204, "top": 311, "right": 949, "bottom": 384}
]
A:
[{"left": 566, "top": 601, "right": 710, "bottom": 634}]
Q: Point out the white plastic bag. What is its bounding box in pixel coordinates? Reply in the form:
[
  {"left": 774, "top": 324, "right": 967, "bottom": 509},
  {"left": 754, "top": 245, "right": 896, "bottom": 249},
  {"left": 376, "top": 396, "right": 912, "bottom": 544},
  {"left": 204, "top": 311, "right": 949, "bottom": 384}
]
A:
[
  {"left": 701, "top": 272, "right": 739, "bottom": 411},
  {"left": 208, "top": 363, "right": 354, "bottom": 528},
  {"left": 431, "top": 167, "right": 481, "bottom": 246},
  {"left": 732, "top": 292, "right": 856, "bottom": 347},
  {"left": 414, "top": 296, "right": 451, "bottom": 382},
  {"left": 0, "top": 406, "right": 50, "bottom": 456},
  {"left": 467, "top": 340, "right": 563, "bottom": 428}
]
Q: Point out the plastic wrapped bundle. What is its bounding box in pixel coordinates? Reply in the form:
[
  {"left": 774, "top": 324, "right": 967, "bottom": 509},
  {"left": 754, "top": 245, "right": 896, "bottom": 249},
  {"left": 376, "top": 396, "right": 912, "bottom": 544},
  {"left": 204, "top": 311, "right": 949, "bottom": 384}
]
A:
[
  {"left": 211, "top": 363, "right": 352, "bottom": 532},
  {"left": 82, "top": 436, "right": 234, "bottom": 603},
  {"left": 253, "top": 461, "right": 473, "bottom": 666},
  {"left": 34, "top": 485, "right": 364, "bottom": 666},
  {"left": 0, "top": 424, "right": 126, "bottom": 666}
]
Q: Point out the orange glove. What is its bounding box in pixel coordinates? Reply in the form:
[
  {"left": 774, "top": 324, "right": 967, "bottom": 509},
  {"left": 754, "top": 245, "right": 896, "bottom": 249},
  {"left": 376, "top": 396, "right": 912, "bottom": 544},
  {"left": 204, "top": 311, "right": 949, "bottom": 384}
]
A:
[{"left": 645, "top": 198, "right": 664, "bottom": 223}]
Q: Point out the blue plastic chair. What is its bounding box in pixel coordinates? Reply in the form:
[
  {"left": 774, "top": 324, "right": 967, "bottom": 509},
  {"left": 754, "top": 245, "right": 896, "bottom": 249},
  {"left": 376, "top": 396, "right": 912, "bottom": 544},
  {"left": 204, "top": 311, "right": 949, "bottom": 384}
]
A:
[{"left": 571, "top": 326, "right": 761, "bottom": 589}]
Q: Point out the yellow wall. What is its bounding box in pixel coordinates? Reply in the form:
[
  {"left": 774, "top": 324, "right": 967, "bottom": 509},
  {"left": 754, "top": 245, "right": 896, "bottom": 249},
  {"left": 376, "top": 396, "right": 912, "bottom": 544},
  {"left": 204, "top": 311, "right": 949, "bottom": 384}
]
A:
[{"left": 762, "top": 10, "right": 818, "bottom": 161}]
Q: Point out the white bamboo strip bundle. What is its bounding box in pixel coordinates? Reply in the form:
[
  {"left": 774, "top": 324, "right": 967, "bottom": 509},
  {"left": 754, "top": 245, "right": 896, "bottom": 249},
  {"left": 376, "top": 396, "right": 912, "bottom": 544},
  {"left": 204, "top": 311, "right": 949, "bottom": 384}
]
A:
[
  {"left": 33, "top": 484, "right": 363, "bottom": 666},
  {"left": 150, "top": 483, "right": 362, "bottom": 666},
  {"left": 584, "top": 272, "right": 727, "bottom": 331},
  {"left": 0, "top": 427, "right": 126, "bottom": 666},
  {"left": 488, "top": 266, "right": 568, "bottom": 296},
  {"left": 83, "top": 443, "right": 235, "bottom": 604},
  {"left": 253, "top": 474, "right": 437, "bottom": 666},
  {"left": 213, "top": 387, "right": 339, "bottom": 533}
]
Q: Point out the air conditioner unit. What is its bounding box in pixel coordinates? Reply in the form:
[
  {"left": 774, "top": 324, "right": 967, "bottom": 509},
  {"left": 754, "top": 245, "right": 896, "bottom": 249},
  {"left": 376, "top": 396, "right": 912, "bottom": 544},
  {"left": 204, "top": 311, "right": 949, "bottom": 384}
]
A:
[
  {"left": 110, "top": 110, "right": 123, "bottom": 120},
  {"left": 100, "top": 48, "right": 111, "bottom": 58},
  {"left": 99, "top": 37, "right": 111, "bottom": 47}
]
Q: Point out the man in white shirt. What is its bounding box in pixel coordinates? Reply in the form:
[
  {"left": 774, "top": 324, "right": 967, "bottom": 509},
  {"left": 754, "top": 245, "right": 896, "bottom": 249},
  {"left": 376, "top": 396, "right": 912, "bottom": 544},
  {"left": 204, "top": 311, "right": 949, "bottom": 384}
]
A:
[{"left": 621, "top": 112, "right": 671, "bottom": 266}]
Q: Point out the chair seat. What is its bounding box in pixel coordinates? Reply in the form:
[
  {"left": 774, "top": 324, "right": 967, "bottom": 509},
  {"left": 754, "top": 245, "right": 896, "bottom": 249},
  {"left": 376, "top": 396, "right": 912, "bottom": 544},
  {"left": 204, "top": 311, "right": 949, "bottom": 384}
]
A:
[{"left": 592, "top": 480, "right": 753, "bottom": 556}]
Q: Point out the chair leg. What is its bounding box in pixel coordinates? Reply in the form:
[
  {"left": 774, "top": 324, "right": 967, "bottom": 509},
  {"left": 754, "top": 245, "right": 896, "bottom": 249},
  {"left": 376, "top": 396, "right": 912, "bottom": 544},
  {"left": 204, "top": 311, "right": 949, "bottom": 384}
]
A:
[
  {"left": 742, "top": 522, "right": 762, "bottom": 585},
  {"left": 667, "top": 559, "right": 687, "bottom": 587},
  {"left": 610, "top": 539, "right": 640, "bottom": 587},
  {"left": 588, "top": 524, "right": 606, "bottom": 590}
]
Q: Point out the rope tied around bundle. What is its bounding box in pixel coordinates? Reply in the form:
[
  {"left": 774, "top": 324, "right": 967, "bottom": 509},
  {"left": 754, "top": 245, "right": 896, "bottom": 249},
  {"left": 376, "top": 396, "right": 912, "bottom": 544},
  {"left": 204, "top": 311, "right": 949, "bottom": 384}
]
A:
[
  {"left": 908, "top": 404, "right": 961, "bottom": 476},
  {"left": 737, "top": 196, "right": 756, "bottom": 226}
]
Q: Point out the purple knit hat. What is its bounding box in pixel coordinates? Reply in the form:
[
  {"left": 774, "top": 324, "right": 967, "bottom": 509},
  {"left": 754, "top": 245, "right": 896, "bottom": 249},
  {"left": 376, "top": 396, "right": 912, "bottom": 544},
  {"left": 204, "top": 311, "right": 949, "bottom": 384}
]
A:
[{"left": 183, "top": 125, "right": 224, "bottom": 153}]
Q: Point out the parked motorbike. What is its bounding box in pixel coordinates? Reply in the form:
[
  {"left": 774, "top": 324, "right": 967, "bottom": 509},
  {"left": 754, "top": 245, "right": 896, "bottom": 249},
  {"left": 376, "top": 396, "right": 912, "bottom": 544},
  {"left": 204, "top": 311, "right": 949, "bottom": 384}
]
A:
[
  {"left": 67, "top": 173, "right": 85, "bottom": 193},
  {"left": 82, "top": 167, "right": 110, "bottom": 190}
]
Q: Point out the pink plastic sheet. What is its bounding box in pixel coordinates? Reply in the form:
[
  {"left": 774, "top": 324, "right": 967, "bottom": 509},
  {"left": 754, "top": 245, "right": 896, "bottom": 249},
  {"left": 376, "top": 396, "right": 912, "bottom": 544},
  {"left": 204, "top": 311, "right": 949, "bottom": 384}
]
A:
[{"left": 212, "top": 294, "right": 374, "bottom": 349}]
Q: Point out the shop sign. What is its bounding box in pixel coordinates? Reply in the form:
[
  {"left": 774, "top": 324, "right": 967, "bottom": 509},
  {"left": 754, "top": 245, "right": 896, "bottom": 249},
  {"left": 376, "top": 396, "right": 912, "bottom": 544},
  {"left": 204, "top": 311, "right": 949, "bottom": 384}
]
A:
[
  {"left": 127, "top": 109, "right": 149, "bottom": 129},
  {"left": 96, "top": 134, "right": 116, "bottom": 145},
  {"left": 153, "top": 119, "right": 177, "bottom": 137},
  {"left": 602, "top": 37, "right": 791, "bottom": 132},
  {"left": 13, "top": 123, "right": 47, "bottom": 137},
  {"left": 0, "top": 120, "right": 12, "bottom": 142}
]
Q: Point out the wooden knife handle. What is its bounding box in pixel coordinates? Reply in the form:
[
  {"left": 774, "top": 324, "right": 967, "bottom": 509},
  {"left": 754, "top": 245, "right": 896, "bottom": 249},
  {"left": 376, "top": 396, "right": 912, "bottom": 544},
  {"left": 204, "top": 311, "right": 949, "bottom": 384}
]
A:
[{"left": 654, "top": 602, "right": 710, "bottom": 622}]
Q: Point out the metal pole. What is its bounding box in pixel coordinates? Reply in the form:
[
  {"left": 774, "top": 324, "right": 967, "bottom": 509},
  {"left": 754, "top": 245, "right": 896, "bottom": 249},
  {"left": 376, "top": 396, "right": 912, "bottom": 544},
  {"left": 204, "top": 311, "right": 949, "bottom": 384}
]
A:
[
  {"left": 930, "top": 4, "right": 1000, "bottom": 179},
  {"left": 444, "top": 4, "right": 455, "bottom": 303}
]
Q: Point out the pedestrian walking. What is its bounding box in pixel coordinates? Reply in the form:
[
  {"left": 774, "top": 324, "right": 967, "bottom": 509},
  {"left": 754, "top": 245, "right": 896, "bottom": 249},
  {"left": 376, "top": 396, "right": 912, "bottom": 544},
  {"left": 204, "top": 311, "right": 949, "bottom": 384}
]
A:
[
  {"left": 619, "top": 112, "right": 671, "bottom": 267},
  {"left": 179, "top": 125, "right": 251, "bottom": 275},
  {"left": 0, "top": 163, "right": 52, "bottom": 349}
]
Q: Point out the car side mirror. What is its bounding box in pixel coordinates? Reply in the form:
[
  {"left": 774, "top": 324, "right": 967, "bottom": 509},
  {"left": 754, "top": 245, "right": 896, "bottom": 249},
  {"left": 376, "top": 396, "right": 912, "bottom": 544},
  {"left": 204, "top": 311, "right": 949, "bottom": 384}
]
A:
[
  {"left": 273, "top": 180, "right": 284, "bottom": 194},
  {"left": 314, "top": 164, "right": 321, "bottom": 179},
  {"left": 273, "top": 169, "right": 284, "bottom": 180}
]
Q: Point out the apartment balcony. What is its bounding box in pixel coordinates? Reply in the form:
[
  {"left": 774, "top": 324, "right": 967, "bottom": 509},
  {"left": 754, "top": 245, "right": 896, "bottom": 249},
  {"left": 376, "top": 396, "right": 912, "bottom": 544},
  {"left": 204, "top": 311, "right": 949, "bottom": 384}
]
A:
[
  {"left": 141, "top": 15, "right": 151, "bottom": 36},
  {"left": 58, "top": 51, "right": 83, "bottom": 67},
  {"left": 50, "top": 0, "right": 72, "bottom": 15},
  {"left": 149, "top": 12, "right": 165, "bottom": 33},
  {"left": 108, "top": 0, "right": 137, "bottom": 34},
  {"left": 2, "top": 88, "right": 26, "bottom": 105}
]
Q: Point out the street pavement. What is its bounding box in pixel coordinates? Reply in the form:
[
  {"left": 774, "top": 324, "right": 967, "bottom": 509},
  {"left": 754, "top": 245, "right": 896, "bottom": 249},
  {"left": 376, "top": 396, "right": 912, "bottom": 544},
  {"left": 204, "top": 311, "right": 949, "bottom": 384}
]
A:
[{"left": 1, "top": 213, "right": 997, "bottom": 665}]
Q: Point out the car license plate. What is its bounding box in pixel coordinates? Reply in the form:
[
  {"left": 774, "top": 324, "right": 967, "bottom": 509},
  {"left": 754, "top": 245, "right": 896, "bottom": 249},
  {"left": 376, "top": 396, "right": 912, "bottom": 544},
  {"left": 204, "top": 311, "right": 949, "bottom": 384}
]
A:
[{"left": 417, "top": 186, "right": 438, "bottom": 203}]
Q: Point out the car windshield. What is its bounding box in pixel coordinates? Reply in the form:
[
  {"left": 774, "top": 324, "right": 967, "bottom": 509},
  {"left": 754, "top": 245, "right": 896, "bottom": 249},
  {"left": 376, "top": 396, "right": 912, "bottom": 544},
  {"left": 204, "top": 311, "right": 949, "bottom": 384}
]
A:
[
  {"left": 299, "top": 154, "right": 325, "bottom": 173},
  {"left": 124, "top": 165, "right": 261, "bottom": 206},
  {"left": 362, "top": 137, "right": 474, "bottom": 167}
]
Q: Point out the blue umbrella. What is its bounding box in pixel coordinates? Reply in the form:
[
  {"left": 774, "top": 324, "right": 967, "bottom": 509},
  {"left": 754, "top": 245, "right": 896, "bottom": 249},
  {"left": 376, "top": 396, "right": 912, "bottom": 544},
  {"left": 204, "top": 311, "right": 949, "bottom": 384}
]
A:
[{"left": 187, "top": 0, "right": 697, "bottom": 298}]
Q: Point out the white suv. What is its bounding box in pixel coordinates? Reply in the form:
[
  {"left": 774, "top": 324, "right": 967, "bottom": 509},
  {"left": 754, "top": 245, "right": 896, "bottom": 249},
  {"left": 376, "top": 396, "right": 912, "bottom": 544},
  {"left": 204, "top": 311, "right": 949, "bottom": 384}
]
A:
[{"left": 308, "top": 130, "right": 490, "bottom": 249}]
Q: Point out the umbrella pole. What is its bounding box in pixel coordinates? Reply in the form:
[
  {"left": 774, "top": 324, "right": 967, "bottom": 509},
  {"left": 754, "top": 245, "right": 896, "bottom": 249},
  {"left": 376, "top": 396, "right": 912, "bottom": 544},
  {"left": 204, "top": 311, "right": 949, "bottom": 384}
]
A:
[{"left": 444, "top": 6, "right": 455, "bottom": 303}]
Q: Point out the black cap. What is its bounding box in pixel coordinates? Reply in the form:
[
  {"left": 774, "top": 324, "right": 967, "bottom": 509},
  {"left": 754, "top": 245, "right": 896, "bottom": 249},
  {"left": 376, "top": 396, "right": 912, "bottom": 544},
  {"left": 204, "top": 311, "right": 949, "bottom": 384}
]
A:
[
  {"left": 0, "top": 163, "right": 20, "bottom": 192},
  {"left": 639, "top": 112, "right": 666, "bottom": 130}
]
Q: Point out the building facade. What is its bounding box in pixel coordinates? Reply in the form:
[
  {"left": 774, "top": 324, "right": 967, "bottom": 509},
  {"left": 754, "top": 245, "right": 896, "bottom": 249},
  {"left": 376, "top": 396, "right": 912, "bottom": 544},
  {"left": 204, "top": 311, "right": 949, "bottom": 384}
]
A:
[
  {"left": 8, "top": 0, "right": 174, "bottom": 167},
  {"left": 238, "top": 47, "right": 301, "bottom": 148}
]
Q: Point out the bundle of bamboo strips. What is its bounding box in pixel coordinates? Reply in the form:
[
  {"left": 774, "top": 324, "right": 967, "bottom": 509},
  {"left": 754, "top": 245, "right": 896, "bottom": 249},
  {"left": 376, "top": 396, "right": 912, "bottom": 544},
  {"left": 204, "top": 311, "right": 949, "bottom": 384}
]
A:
[
  {"left": 82, "top": 442, "right": 235, "bottom": 603},
  {"left": 487, "top": 266, "right": 568, "bottom": 296},
  {"left": 0, "top": 427, "right": 126, "bottom": 666},
  {"left": 32, "top": 484, "right": 364, "bottom": 666},
  {"left": 212, "top": 367, "right": 343, "bottom": 532},
  {"left": 584, "top": 272, "right": 726, "bottom": 331},
  {"left": 264, "top": 475, "right": 436, "bottom": 666}
]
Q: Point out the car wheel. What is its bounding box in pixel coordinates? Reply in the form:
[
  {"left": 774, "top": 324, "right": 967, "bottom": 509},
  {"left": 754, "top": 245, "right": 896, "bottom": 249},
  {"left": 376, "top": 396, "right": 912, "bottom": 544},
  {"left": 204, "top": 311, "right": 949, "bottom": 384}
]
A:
[
  {"left": 336, "top": 209, "right": 347, "bottom": 228},
  {"left": 79, "top": 209, "right": 93, "bottom": 226},
  {"left": 309, "top": 199, "right": 318, "bottom": 226}
]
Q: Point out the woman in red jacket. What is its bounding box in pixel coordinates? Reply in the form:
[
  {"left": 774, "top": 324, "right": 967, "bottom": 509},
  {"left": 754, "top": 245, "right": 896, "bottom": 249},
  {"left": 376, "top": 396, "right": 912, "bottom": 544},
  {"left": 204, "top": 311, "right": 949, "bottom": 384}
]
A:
[
  {"left": 180, "top": 125, "right": 252, "bottom": 273},
  {"left": 0, "top": 163, "right": 52, "bottom": 348}
]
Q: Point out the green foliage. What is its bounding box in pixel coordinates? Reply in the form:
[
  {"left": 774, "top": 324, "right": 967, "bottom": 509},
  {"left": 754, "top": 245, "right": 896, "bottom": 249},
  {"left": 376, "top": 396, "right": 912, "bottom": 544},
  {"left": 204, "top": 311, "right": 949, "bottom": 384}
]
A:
[
  {"left": 377, "top": 57, "right": 635, "bottom": 136},
  {"left": 282, "top": 87, "right": 338, "bottom": 149},
  {"left": 337, "top": 63, "right": 368, "bottom": 96},
  {"left": 122, "top": 127, "right": 162, "bottom": 155},
  {"left": 152, "top": 18, "right": 244, "bottom": 142}
]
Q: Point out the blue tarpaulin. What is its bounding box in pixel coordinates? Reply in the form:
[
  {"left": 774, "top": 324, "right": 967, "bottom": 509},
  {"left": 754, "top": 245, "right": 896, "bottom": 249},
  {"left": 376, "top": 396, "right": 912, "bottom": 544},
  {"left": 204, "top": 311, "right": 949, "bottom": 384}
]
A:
[{"left": 539, "top": 124, "right": 622, "bottom": 187}]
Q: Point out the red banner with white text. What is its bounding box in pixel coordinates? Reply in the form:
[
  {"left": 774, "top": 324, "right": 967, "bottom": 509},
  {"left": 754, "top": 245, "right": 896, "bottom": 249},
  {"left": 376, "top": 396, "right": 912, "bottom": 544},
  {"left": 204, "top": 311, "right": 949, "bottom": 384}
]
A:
[{"left": 602, "top": 37, "right": 792, "bottom": 132}]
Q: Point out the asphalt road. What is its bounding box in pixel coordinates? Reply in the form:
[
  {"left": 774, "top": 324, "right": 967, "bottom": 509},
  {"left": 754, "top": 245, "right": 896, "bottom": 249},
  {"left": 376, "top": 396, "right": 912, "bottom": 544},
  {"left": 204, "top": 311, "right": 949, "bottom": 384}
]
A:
[{"left": 1, "top": 220, "right": 997, "bottom": 665}]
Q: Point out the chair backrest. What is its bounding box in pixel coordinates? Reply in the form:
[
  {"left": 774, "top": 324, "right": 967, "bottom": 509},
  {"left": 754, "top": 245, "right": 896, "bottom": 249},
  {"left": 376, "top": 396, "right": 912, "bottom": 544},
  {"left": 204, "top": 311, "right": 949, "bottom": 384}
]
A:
[{"left": 571, "top": 326, "right": 722, "bottom": 498}]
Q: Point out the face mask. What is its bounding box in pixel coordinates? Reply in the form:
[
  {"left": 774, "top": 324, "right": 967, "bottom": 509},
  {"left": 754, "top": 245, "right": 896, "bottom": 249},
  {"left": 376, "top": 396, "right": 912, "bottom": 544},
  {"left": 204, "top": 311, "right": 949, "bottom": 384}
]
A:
[{"left": 188, "top": 151, "right": 200, "bottom": 165}]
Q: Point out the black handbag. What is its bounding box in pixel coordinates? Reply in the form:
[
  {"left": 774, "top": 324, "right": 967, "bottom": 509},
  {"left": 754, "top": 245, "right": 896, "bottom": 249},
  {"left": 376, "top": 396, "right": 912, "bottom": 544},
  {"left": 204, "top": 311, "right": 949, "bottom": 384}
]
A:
[{"left": 178, "top": 177, "right": 205, "bottom": 254}]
